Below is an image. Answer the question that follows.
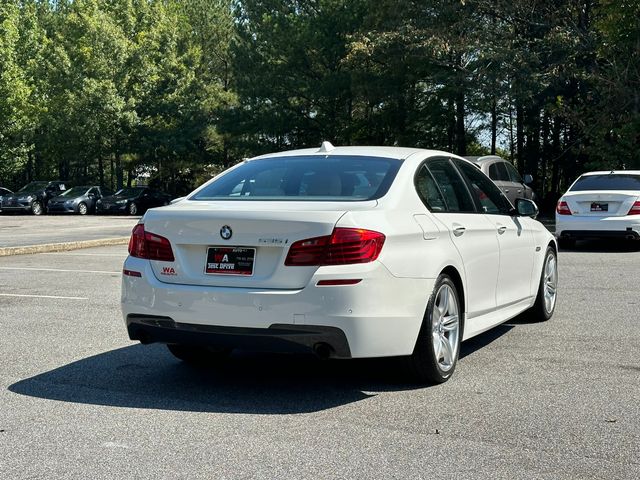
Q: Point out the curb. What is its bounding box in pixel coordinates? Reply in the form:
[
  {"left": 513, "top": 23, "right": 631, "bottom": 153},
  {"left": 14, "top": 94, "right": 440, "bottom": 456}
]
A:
[{"left": 0, "top": 237, "right": 129, "bottom": 257}]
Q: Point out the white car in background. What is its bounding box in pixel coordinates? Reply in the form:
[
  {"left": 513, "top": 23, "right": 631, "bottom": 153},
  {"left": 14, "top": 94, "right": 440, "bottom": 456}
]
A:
[
  {"left": 121, "top": 143, "right": 558, "bottom": 384},
  {"left": 556, "top": 170, "right": 640, "bottom": 248}
]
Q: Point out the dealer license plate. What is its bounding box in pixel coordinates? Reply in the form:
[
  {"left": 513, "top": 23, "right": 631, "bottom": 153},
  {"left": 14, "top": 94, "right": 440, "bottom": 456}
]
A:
[
  {"left": 590, "top": 203, "right": 608, "bottom": 212},
  {"left": 205, "top": 247, "right": 255, "bottom": 275}
]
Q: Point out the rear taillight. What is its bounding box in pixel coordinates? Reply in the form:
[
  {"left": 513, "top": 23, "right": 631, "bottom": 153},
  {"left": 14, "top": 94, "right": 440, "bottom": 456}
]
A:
[
  {"left": 556, "top": 201, "right": 572, "bottom": 215},
  {"left": 285, "top": 228, "right": 385, "bottom": 266},
  {"left": 128, "top": 224, "right": 175, "bottom": 261},
  {"left": 627, "top": 201, "right": 640, "bottom": 215}
]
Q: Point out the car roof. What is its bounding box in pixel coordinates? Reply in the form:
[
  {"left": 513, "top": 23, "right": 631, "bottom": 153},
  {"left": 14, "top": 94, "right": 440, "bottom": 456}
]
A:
[
  {"left": 579, "top": 170, "right": 640, "bottom": 176},
  {"left": 250, "top": 145, "right": 449, "bottom": 161}
]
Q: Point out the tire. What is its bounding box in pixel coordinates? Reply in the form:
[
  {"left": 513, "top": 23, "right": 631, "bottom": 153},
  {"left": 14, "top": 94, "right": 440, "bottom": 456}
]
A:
[
  {"left": 557, "top": 237, "right": 575, "bottom": 249},
  {"left": 529, "top": 246, "right": 558, "bottom": 322},
  {"left": 405, "top": 274, "right": 463, "bottom": 384},
  {"left": 31, "top": 201, "right": 44, "bottom": 216},
  {"left": 166, "top": 344, "right": 231, "bottom": 365},
  {"left": 78, "top": 202, "right": 88, "bottom": 215},
  {"left": 128, "top": 202, "right": 138, "bottom": 215}
]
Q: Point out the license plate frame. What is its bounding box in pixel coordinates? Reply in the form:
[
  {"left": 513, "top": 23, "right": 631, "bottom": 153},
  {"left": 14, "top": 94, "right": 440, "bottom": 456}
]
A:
[
  {"left": 204, "top": 246, "right": 256, "bottom": 276},
  {"left": 590, "top": 202, "right": 608, "bottom": 212}
]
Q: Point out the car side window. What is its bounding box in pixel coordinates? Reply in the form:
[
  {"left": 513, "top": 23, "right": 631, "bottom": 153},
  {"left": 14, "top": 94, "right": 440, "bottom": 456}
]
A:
[
  {"left": 415, "top": 164, "right": 447, "bottom": 212},
  {"left": 504, "top": 162, "right": 523, "bottom": 183},
  {"left": 489, "top": 162, "right": 509, "bottom": 181},
  {"left": 425, "top": 158, "right": 476, "bottom": 213},
  {"left": 455, "top": 160, "right": 512, "bottom": 214}
]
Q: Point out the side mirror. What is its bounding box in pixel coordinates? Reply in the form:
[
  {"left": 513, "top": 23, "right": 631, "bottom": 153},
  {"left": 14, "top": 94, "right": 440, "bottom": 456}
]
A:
[
  {"left": 523, "top": 174, "right": 533, "bottom": 185},
  {"left": 515, "top": 198, "right": 539, "bottom": 218}
]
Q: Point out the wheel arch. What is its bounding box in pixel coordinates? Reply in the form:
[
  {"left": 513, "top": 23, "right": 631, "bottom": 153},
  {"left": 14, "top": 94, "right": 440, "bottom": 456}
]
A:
[{"left": 440, "top": 265, "right": 465, "bottom": 319}]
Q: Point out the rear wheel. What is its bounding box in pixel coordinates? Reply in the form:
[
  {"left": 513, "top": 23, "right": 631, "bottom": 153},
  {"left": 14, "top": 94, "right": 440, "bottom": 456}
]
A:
[
  {"left": 78, "top": 202, "right": 88, "bottom": 215},
  {"left": 529, "top": 246, "right": 558, "bottom": 321},
  {"left": 406, "top": 274, "right": 462, "bottom": 384},
  {"left": 31, "top": 201, "right": 44, "bottom": 215},
  {"left": 166, "top": 344, "right": 231, "bottom": 365}
]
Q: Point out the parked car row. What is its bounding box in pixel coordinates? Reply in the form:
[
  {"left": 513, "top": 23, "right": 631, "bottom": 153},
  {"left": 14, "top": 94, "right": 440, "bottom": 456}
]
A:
[{"left": 0, "top": 182, "right": 172, "bottom": 216}]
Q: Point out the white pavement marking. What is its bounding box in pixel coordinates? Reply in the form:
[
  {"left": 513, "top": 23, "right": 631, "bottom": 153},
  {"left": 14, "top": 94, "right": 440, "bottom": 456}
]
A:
[
  {"left": 0, "top": 267, "right": 120, "bottom": 274},
  {"left": 39, "top": 252, "right": 127, "bottom": 257},
  {"left": 0, "top": 293, "right": 88, "bottom": 300}
]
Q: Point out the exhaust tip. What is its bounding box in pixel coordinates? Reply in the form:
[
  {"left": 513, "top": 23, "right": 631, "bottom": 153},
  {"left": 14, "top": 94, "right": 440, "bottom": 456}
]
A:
[
  {"left": 313, "top": 342, "right": 333, "bottom": 359},
  {"left": 135, "top": 329, "right": 152, "bottom": 345}
]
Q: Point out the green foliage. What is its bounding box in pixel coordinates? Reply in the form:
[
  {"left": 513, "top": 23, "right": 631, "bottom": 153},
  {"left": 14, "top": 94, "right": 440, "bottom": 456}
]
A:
[{"left": 0, "top": 0, "right": 638, "bottom": 199}]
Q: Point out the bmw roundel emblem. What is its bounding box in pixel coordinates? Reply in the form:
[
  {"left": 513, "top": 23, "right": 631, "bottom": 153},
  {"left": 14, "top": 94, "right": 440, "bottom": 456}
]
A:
[{"left": 220, "top": 225, "right": 232, "bottom": 240}]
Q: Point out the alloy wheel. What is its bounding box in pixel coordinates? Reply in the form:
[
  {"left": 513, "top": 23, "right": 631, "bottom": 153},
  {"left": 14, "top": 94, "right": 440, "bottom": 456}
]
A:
[
  {"left": 543, "top": 253, "right": 558, "bottom": 314},
  {"left": 32, "top": 202, "right": 43, "bottom": 215},
  {"left": 431, "top": 283, "right": 460, "bottom": 372}
]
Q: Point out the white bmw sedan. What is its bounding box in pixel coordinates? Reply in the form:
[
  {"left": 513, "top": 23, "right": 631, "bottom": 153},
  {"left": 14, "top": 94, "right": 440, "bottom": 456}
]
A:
[
  {"left": 556, "top": 170, "right": 640, "bottom": 248},
  {"left": 121, "top": 144, "right": 558, "bottom": 383}
]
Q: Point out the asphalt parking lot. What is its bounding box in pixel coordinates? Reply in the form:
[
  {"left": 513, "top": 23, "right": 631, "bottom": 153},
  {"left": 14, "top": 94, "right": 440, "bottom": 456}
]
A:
[
  {"left": 0, "top": 215, "right": 138, "bottom": 248},
  {"left": 1, "top": 242, "right": 639, "bottom": 479}
]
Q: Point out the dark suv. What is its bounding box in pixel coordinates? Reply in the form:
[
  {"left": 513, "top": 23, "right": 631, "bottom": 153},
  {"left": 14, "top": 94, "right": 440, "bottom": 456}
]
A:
[{"left": 1, "top": 181, "right": 68, "bottom": 215}]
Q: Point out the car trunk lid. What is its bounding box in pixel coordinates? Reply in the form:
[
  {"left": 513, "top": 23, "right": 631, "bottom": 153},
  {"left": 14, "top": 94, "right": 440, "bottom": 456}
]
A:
[
  {"left": 142, "top": 200, "right": 376, "bottom": 289},
  {"left": 562, "top": 191, "right": 639, "bottom": 217}
]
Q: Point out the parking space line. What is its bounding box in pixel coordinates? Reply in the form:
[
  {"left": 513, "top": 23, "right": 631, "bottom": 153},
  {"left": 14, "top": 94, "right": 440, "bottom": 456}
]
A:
[
  {"left": 0, "top": 293, "right": 88, "bottom": 300},
  {"left": 0, "top": 267, "right": 120, "bottom": 274},
  {"left": 39, "top": 253, "right": 127, "bottom": 257}
]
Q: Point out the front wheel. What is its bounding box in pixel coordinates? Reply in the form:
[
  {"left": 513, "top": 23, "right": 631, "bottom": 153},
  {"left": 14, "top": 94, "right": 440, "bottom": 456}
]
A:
[
  {"left": 31, "top": 201, "right": 44, "bottom": 216},
  {"left": 77, "top": 202, "right": 88, "bottom": 215},
  {"left": 128, "top": 202, "right": 138, "bottom": 215},
  {"left": 166, "top": 344, "right": 231, "bottom": 365},
  {"left": 405, "top": 274, "right": 463, "bottom": 384},
  {"left": 529, "top": 246, "right": 558, "bottom": 321}
]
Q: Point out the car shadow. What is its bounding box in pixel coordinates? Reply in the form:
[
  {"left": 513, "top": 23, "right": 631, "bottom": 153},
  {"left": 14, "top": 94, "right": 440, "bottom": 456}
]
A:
[{"left": 8, "top": 326, "right": 513, "bottom": 414}]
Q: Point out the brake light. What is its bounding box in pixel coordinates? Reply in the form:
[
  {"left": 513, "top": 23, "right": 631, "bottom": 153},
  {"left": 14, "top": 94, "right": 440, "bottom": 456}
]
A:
[
  {"left": 628, "top": 201, "right": 640, "bottom": 215},
  {"left": 556, "top": 201, "right": 572, "bottom": 215},
  {"left": 285, "top": 228, "right": 385, "bottom": 266},
  {"left": 128, "top": 224, "right": 175, "bottom": 261}
]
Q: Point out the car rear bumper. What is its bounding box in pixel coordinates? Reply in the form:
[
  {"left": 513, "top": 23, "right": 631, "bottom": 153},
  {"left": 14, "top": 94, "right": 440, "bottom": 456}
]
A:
[
  {"left": 121, "top": 256, "right": 433, "bottom": 358},
  {"left": 558, "top": 229, "right": 640, "bottom": 240},
  {"left": 556, "top": 215, "right": 640, "bottom": 240},
  {"left": 127, "top": 315, "right": 351, "bottom": 358}
]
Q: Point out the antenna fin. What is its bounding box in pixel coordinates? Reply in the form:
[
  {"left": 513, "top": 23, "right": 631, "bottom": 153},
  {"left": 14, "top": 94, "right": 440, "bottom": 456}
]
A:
[{"left": 318, "top": 141, "right": 335, "bottom": 153}]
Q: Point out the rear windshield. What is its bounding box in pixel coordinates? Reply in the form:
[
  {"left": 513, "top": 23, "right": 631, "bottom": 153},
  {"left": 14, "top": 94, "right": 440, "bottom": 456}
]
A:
[
  {"left": 570, "top": 174, "right": 640, "bottom": 191},
  {"left": 191, "top": 155, "right": 402, "bottom": 201}
]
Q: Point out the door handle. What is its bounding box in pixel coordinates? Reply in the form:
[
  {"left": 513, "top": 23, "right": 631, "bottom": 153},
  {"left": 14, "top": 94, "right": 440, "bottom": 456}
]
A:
[
  {"left": 517, "top": 189, "right": 522, "bottom": 194},
  {"left": 497, "top": 226, "right": 507, "bottom": 235},
  {"left": 452, "top": 226, "right": 466, "bottom": 237},
  {"left": 503, "top": 189, "right": 509, "bottom": 193}
]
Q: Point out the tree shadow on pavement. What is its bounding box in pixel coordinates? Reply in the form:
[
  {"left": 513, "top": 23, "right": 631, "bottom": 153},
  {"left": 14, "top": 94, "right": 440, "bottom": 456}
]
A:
[{"left": 8, "top": 326, "right": 512, "bottom": 414}]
